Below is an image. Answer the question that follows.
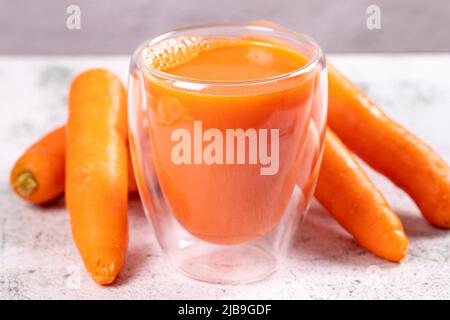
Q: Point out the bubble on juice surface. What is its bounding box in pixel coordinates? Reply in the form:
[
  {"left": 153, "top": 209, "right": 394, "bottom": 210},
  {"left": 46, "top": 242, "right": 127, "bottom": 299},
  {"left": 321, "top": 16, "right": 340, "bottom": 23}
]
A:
[
  {"left": 143, "top": 35, "right": 242, "bottom": 71},
  {"left": 143, "top": 35, "right": 202, "bottom": 71}
]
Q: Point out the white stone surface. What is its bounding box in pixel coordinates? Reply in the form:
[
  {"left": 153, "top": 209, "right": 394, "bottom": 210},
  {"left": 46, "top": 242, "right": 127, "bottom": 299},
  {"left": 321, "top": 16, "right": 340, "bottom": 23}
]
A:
[{"left": 1, "top": 54, "right": 450, "bottom": 299}]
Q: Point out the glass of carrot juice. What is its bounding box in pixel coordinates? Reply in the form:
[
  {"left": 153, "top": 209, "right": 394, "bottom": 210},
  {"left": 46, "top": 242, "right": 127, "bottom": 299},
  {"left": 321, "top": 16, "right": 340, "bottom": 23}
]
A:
[{"left": 128, "top": 23, "right": 327, "bottom": 284}]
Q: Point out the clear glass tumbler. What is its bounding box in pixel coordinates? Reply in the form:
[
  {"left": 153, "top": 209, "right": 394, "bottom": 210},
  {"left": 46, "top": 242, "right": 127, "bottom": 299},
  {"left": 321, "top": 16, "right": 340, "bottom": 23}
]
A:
[{"left": 128, "top": 23, "right": 327, "bottom": 284}]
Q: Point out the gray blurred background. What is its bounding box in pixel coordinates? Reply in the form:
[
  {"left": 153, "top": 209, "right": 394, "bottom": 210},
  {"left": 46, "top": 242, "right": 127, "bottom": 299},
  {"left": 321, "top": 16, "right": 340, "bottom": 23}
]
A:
[{"left": 1, "top": 0, "right": 449, "bottom": 54}]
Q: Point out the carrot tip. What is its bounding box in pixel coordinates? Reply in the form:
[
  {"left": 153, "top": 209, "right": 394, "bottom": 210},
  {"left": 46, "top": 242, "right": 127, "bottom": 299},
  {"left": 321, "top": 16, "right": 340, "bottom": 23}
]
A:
[
  {"left": 84, "top": 251, "right": 124, "bottom": 285},
  {"left": 90, "top": 262, "right": 119, "bottom": 285},
  {"left": 380, "top": 229, "right": 409, "bottom": 263},
  {"left": 15, "top": 171, "right": 38, "bottom": 197}
]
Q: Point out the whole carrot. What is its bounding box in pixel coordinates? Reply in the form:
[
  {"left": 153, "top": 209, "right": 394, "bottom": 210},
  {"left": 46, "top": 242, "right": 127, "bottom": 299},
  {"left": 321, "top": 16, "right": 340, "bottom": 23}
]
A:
[
  {"left": 315, "top": 129, "right": 409, "bottom": 262},
  {"left": 66, "top": 69, "right": 128, "bottom": 285},
  {"left": 328, "top": 63, "right": 450, "bottom": 228},
  {"left": 10, "top": 126, "right": 65, "bottom": 204}
]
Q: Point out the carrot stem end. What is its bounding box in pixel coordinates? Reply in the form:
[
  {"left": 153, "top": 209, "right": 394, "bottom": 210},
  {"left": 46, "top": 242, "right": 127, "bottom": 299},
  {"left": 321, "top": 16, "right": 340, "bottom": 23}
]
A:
[{"left": 15, "top": 171, "right": 38, "bottom": 197}]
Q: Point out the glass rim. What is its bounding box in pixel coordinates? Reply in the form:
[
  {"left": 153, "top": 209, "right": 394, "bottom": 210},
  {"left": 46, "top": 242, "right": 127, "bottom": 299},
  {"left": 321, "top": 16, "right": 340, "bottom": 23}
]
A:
[{"left": 134, "top": 23, "right": 324, "bottom": 87}]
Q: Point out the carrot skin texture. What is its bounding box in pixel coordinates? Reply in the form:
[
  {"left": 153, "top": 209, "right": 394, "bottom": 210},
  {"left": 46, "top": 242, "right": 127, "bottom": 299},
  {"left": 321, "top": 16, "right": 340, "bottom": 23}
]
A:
[
  {"left": 315, "top": 129, "right": 409, "bottom": 262},
  {"left": 66, "top": 69, "right": 128, "bottom": 285},
  {"left": 11, "top": 126, "right": 65, "bottom": 204},
  {"left": 328, "top": 64, "right": 450, "bottom": 228}
]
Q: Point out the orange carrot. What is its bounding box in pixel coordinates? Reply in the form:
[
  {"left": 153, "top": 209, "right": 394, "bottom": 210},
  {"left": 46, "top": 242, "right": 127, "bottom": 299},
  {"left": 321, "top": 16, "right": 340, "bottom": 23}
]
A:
[
  {"left": 328, "top": 63, "right": 450, "bottom": 228},
  {"left": 10, "top": 126, "right": 65, "bottom": 204},
  {"left": 315, "top": 129, "right": 409, "bottom": 262},
  {"left": 66, "top": 69, "right": 128, "bottom": 285}
]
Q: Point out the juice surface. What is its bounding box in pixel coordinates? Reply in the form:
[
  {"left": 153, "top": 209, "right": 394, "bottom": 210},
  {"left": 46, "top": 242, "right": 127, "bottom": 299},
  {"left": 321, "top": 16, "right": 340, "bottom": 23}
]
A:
[
  {"left": 165, "top": 40, "right": 307, "bottom": 82},
  {"left": 143, "top": 36, "right": 323, "bottom": 244}
]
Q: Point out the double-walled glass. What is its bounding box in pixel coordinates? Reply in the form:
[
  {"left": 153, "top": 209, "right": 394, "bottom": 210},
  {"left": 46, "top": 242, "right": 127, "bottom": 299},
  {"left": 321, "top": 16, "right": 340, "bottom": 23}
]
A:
[{"left": 128, "top": 24, "right": 327, "bottom": 284}]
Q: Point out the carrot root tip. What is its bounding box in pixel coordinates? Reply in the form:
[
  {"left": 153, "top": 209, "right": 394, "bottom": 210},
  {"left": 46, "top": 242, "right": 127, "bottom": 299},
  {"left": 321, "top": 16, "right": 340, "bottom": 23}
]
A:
[
  {"left": 15, "top": 171, "right": 38, "bottom": 197},
  {"left": 86, "top": 254, "right": 123, "bottom": 285}
]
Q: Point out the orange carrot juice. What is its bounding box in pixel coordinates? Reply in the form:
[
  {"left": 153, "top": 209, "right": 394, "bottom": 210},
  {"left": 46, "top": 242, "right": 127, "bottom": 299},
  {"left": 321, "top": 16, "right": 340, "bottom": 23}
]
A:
[{"left": 142, "top": 35, "right": 323, "bottom": 245}]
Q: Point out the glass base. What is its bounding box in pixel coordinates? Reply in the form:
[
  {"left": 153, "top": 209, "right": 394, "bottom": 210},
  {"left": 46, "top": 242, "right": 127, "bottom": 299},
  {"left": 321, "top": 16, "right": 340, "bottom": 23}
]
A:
[{"left": 170, "top": 241, "right": 278, "bottom": 284}]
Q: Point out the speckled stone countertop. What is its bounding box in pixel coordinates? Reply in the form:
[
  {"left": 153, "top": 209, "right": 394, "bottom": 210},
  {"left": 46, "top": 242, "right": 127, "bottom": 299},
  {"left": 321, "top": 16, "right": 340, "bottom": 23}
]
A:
[{"left": 1, "top": 55, "right": 450, "bottom": 299}]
